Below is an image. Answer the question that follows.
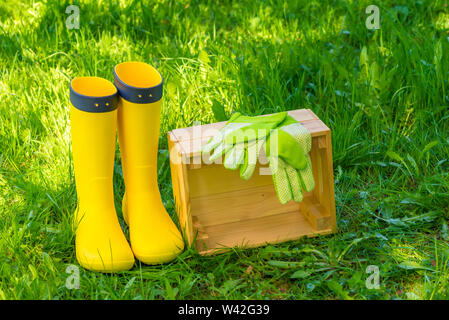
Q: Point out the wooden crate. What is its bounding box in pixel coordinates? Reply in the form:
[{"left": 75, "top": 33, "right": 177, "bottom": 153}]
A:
[{"left": 168, "top": 109, "right": 337, "bottom": 255}]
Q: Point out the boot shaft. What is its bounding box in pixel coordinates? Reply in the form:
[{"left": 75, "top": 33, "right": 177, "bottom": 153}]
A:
[
  {"left": 69, "top": 77, "right": 119, "bottom": 211},
  {"left": 69, "top": 76, "right": 135, "bottom": 272},
  {"left": 114, "top": 62, "right": 164, "bottom": 191}
]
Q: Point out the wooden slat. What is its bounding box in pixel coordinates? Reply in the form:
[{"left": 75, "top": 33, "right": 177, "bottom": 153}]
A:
[
  {"left": 170, "top": 109, "right": 319, "bottom": 143},
  {"left": 311, "top": 137, "right": 324, "bottom": 210},
  {"left": 169, "top": 109, "right": 329, "bottom": 157},
  {"left": 190, "top": 184, "right": 306, "bottom": 227},
  {"left": 187, "top": 162, "right": 276, "bottom": 198},
  {"left": 175, "top": 120, "right": 328, "bottom": 157},
  {"left": 168, "top": 133, "right": 194, "bottom": 244},
  {"left": 195, "top": 209, "right": 333, "bottom": 254},
  {"left": 323, "top": 130, "right": 338, "bottom": 232}
]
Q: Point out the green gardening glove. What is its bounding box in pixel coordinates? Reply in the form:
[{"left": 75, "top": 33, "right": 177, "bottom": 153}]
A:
[
  {"left": 201, "top": 112, "right": 287, "bottom": 179},
  {"left": 201, "top": 112, "right": 315, "bottom": 205},
  {"left": 265, "top": 115, "right": 315, "bottom": 204}
]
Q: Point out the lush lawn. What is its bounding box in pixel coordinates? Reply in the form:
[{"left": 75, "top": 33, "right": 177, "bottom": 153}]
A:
[{"left": 0, "top": 0, "right": 448, "bottom": 299}]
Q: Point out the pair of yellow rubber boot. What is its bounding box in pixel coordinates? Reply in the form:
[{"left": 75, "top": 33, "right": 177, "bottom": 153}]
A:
[{"left": 69, "top": 62, "right": 184, "bottom": 272}]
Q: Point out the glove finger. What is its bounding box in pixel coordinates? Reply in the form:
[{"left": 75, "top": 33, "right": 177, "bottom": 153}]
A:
[
  {"left": 201, "top": 133, "right": 223, "bottom": 153},
  {"left": 269, "top": 157, "right": 293, "bottom": 205},
  {"left": 224, "top": 143, "right": 245, "bottom": 170},
  {"left": 209, "top": 141, "right": 236, "bottom": 162},
  {"left": 222, "top": 122, "right": 253, "bottom": 145},
  {"left": 298, "top": 155, "right": 315, "bottom": 192},
  {"left": 239, "top": 139, "right": 264, "bottom": 180},
  {"left": 285, "top": 165, "right": 303, "bottom": 202},
  {"left": 201, "top": 120, "right": 249, "bottom": 154},
  {"left": 208, "top": 146, "right": 222, "bottom": 161},
  {"left": 239, "top": 145, "right": 251, "bottom": 180}
]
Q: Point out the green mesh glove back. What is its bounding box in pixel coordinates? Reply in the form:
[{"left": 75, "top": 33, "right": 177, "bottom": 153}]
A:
[
  {"left": 202, "top": 112, "right": 315, "bottom": 205},
  {"left": 201, "top": 112, "right": 287, "bottom": 179},
  {"left": 265, "top": 115, "right": 315, "bottom": 204}
]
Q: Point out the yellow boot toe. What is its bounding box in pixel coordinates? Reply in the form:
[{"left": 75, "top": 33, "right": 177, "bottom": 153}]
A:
[
  {"left": 128, "top": 192, "right": 184, "bottom": 264},
  {"left": 75, "top": 220, "right": 135, "bottom": 272}
]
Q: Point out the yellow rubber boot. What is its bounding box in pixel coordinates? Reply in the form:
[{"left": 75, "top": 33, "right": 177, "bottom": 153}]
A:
[
  {"left": 114, "top": 62, "right": 184, "bottom": 264},
  {"left": 70, "top": 77, "right": 135, "bottom": 272}
]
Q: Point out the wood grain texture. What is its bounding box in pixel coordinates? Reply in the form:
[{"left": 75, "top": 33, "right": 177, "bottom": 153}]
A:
[
  {"left": 195, "top": 209, "right": 333, "bottom": 255},
  {"left": 190, "top": 184, "right": 305, "bottom": 227},
  {"left": 168, "top": 132, "right": 194, "bottom": 244},
  {"left": 170, "top": 109, "right": 329, "bottom": 158}
]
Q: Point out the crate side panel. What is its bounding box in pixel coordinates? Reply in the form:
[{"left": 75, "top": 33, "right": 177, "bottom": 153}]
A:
[
  {"left": 323, "top": 130, "right": 338, "bottom": 231},
  {"left": 168, "top": 134, "right": 194, "bottom": 244},
  {"left": 190, "top": 184, "right": 303, "bottom": 227},
  {"left": 187, "top": 162, "right": 276, "bottom": 198},
  {"left": 195, "top": 210, "right": 333, "bottom": 253}
]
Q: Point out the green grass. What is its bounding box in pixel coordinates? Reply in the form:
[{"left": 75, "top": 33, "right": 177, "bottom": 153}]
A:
[{"left": 0, "top": 0, "right": 449, "bottom": 300}]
